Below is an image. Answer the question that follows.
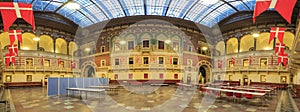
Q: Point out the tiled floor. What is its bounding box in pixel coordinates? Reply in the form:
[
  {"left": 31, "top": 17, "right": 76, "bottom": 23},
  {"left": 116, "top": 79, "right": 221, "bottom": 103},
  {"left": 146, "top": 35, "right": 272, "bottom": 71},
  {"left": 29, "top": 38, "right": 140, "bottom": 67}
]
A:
[{"left": 9, "top": 85, "right": 281, "bottom": 112}]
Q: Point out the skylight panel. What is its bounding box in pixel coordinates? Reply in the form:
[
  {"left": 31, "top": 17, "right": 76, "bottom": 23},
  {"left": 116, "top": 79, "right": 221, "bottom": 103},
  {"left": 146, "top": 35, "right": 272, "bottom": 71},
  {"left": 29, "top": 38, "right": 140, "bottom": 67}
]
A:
[
  {"left": 119, "top": 0, "right": 145, "bottom": 16},
  {"left": 229, "top": 1, "right": 249, "bottom": 11},
  {"left": 96, "top": 0, "right": 125, "bottom": 18},
  {"left": 57, "top": 6, "right": 76, "bottom": 17},
  {"left": 242, "top": 0, "right": 256, "bottom": 10},
  {"left": 73, "top": 0, "right": 93, "bottom": 7},
  {"left": 146, "top": 0, "right": 169, "bottom": 15},
  {"left": 184, "top": 2, "right": 210, "bottom": 21},
  {"left": 166, "top": 0, "right": 197, "bottom": 18},
  {"left": 15, "top": 0, "right": 33, "bottom": 4},
  {"left": 44, "top": 2, "right": 63, "bottom": 11},
  {"left": 32, "top": 1, "right": 50, "bottom": 11}
]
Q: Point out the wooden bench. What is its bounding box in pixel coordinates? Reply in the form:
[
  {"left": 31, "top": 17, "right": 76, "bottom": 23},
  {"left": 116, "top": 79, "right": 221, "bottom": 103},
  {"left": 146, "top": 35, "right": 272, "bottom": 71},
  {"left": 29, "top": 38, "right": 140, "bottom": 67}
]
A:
[{"left": 4, "top": 82, "right": 42, "bottom": 88}]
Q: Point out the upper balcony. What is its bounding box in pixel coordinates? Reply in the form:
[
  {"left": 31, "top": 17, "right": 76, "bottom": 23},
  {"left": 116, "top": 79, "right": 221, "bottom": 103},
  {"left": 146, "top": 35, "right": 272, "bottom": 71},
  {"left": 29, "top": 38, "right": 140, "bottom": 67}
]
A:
[
  {"left": 212, "top": 50, "right": 290, "bottom": 73},
  {"left": 2, "top": 50, "right": 80, "bottom": 73}
]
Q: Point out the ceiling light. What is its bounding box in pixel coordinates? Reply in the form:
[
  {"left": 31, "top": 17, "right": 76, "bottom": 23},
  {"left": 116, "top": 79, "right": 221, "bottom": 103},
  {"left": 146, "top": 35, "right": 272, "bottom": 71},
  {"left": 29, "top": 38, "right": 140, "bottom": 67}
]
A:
[
  {"left": 202, "top": 47, "right": 208, "bottom": 51},
  {"left": 202, "top": 0, "right": 219, "bottom": 5},
  {"left": 252, "top": 33, "right": 260, "bottom": 38},
  {"left": 165, "top": 40, "right": 171, "bottom": 44},
  {"left": 85, "top": 48, "right": 91, "bottom": 52},
  {"left": 119, "top": 41, "right": 126, "bottom": 45},
  {"left": 65, "top": 2, "right": 80, "bottom": 10},
  {"left": 33, "top": 37, "right": 40, "bottom": 41},
  {"left": 22, "top": 47, "right": 29, "bottom": 50}
]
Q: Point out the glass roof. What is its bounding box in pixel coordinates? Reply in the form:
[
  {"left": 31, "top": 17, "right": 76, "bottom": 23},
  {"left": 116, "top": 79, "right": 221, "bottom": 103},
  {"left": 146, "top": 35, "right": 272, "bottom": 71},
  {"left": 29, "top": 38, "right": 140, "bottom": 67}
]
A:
[{"left": 14, "top": 0, "right": 256, "bottom": 28}]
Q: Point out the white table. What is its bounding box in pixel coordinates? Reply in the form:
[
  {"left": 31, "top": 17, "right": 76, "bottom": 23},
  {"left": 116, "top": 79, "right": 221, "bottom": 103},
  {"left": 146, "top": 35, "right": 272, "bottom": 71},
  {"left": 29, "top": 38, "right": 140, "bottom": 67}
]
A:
[{"left": 66, "top": 88, "right": 106, "bottom": 99}]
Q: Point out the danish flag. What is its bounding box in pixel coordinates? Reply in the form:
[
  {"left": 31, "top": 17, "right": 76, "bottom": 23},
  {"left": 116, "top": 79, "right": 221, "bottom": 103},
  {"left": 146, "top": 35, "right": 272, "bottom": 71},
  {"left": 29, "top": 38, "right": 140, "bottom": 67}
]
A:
[
  {"left": 231, "top": 57, "right": 235, "bottom": 65},
  {"left": 278, "top": 53, "right": 288, "bottom": 67},
  {"left": 275, "top": 43, "right": 285, "bottom": 54},
  {"left": 0, "top": 2, "right": 35, "bottom": 31},
  {"left": 8, "top": 44, "right": 18, "bottom": 56},
  {"left": 135, "top": 54, "right": 139, "bottom": 64},
  {"left": 269, "top": 27, "right": 285, "bottom": 44},
  {"left": 218, "top": 60, "right": 222, "bottom": 69},
  {"left": 8, "top": 30, "right": 22, "bottom": 45},
  {"left": 249, "top": 56, "right": 252, "bottom": 65},
  {"left": 253, "top": 0, "right": 297, "bottom": 24},
  {"left": 170, "top": 55, "right": 173, "bottom": 64},
  {"left": 5, "top": 53, "right": 15, "bottom": 68},
  {"left": 71, "top": 60, "right": 76, "bottom": 69},
  {"left": 40, "top": 56, "right": 44, "bottom": 65},
  {"left": 58, "top": 58, "right": 61, "bottom": 66}
]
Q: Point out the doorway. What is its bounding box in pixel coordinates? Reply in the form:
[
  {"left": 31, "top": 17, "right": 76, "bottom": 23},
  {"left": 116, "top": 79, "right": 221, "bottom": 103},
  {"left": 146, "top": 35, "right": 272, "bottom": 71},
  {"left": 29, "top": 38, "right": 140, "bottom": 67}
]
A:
[
  {"left": 84, "top": 65, "right": 95, "bottom": 77},
  {"left": 198, "top": 65, "right": 210, "bottom": 84}
]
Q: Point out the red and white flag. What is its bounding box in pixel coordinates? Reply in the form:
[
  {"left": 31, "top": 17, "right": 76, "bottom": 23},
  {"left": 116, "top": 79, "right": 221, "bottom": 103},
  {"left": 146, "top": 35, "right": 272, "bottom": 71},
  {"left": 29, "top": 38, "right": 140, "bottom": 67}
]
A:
[
  {"left": 231, "top": 57, "right": 235, "bottom": 65},
  {"left": 57, "top": 58, "right": 61, "bottom": 66},
  {"left": 218, "top": 60, "right": 222, "bottom": 69},
  {"left": 253, "top": 0, "right": 297, "bottom": 24},
  {"left": 5, "top": 53, "right": 15, "bottom": 68},
  {"left": 269, "top": 27, "right": 285, "bottom": 44},
  {"left": 119, "top": 57, "right": 122, "bottom": 65},
  {"left": 71, "top": 60, "right": 76, "bottom": 69},
  {"left": 170, "top": 55, "right": 173, "bottom": 64},
  {"left": 275, "top": 43, "right": 285, "bottom": 54},
  {"left": 40, "top": 56, "right": 44, "bottom": 65},
  {"left": 0, "top": 2, "right": 35, "bottom": 31},
  {"left": 135, "top": 54, "right": 139, "bottom": 64},
  {"left": 8, "top": 30, "right": 22, "bottom": 45},
  {"left": 8, "top": 44, "right": 18, "bottom": 56},
  {"left": 278, "top": 53, "right": 288, "bottom": 67},
  {"left": 249, "top": 56, "right": 252, "bottom": 65}
]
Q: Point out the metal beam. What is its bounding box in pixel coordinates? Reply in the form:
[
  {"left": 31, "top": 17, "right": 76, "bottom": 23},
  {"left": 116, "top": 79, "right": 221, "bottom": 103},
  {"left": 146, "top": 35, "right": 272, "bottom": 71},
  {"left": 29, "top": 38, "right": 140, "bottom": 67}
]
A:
[
  {"left": 198, "top": 3, "right": 225, "bottom": 24},
  {"left": 89, "top": 0, "right": 110, "bottom": 20},
  {"left": 117, "top": 0, "right": 127, "bottom": 16},
  {"left": 222, "top": 0, "right": 239, "bottom": 12},
  {"left": 54, "top": 0, "right": 71, "bottom": 13},
  {"left": 43, "top": 0, "right": 53, "bottom": 12},
  {"left": 183, "top": 0, "right": 200, "bottom": 19},
  {"left": 164, "top": 0, "right": 172, "bottom": 16}
]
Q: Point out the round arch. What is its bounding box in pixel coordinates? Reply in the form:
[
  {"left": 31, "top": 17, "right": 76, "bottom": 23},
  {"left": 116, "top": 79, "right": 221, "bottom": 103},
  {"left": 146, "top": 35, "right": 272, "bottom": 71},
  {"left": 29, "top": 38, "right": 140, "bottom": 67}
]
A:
[
  {"left": 69, "top": 42, "right": 78, "bottom": 56},
  {"left": 22, "top": 32, "right": 37, "bottom": 50},
  {"left": 197, "top": 60, "right": 212, "bottom": 84},
  {"left": 226, "top": 38, "right": 238, "bottom": 54},
  {"left": 216, "top": 41, "right": 225, "bottom": 55},
  {"left": 240, "top": 34, "right": 254, "bottom": 52},
  {"left": 40, "top": 35, "right": 53, "bottom": 52},
  {"left": 256, "top": 32, "right": 273, "bottom": 50},
  {"left": 81, "top": 61, "right": 97, "bottom": 77},
  {"left": 56, "top": 38, "right": 67, "bottom": 54},
  {"left": 0, "top": 32, "right": 18, "bottom": 49},
  {"left": 280, "top": 32, "right": 294, "bottom": 49}
]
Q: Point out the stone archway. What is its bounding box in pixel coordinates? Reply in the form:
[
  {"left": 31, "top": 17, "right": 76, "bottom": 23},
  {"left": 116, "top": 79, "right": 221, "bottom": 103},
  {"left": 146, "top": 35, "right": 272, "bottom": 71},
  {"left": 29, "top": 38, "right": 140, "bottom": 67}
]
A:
[
  {"left": 81, "top": 61, "right": 97, "bottom": 77},
  {"left": 84, "top": 65, "right": 95, "bottom": 77},
  {"left": 197, "top": 60, "right": 212, "bottom": 84}
]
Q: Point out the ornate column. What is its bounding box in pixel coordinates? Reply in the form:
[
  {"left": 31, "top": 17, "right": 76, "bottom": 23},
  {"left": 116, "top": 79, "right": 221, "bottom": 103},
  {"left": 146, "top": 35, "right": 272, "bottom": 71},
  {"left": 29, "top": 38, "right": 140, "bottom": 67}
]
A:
[
  {"left": 254, "top": 38, "right": 257, "bottom": 51},
  {"left": 52, "top": 33, "right": 57, "bottom": 53},
  {"left": 237, "top": 37, "right": 241, "bottom": 53}
]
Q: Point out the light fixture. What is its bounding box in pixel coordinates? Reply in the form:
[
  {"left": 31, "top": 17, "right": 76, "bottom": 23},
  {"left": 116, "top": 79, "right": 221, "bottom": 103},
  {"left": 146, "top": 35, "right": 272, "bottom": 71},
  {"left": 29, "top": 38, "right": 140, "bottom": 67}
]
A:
[
  {"left": 85, "top": 48, "right": 91, "bottom": 52},
  {"left": 33, "top": 37, "right": 40, "bottom": 41},
  {"left": 252, "top": 33, "right": 260, "bottom": 38},
  {"left": 264, "top": 47, "right": 272, "bottom": 50},
  {"left": 119, "top": 41, "right": 126, "bottom": 45},
  {"left": 65, "top": 1, "right": 80, "bottom": 10},
  {"left": 202, "top": 0, "right": 219, "bottom": 5},
  {"left": 22, "top": 47, "right": 29, "bottom": 50},
  {"left": 202, "top": 47, "right": 208, "bottom": 51},
  {"left": 165, "top": 40, "right": 171, "bottom": 44}
]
